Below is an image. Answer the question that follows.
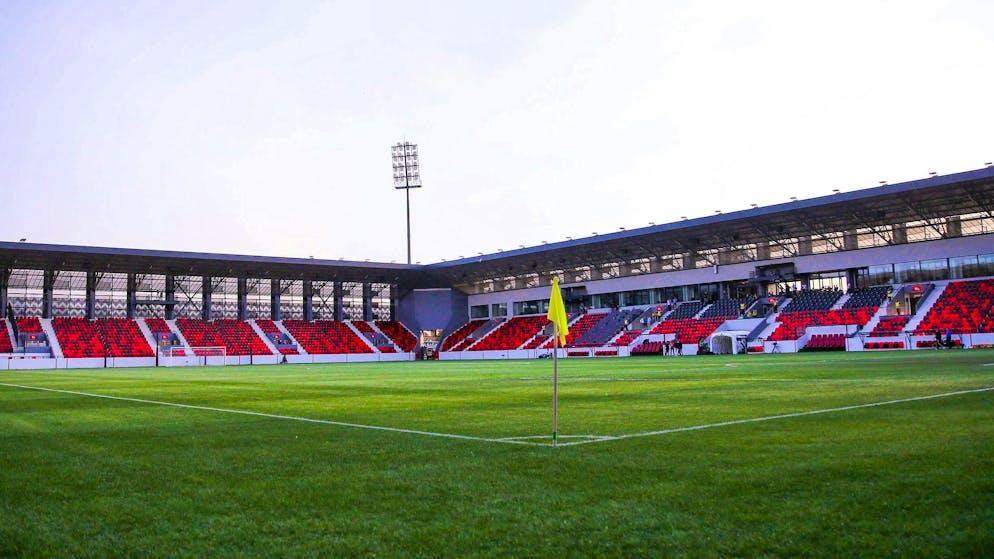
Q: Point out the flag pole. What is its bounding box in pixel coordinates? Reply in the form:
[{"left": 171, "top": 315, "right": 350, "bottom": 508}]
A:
[
  {"left": 553, "top": 323, "right": 559, "bottom": 448},
  {"left": 546, "top": 276, "right": 567, "bottom": 449}
]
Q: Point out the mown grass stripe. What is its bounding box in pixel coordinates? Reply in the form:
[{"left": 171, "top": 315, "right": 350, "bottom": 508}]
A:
[
  {"left": 560, "top": 385, "right": 994, "bottom": 447},
  {"left": 4, "top": 381, "right": 990, "bottom": 450},
  {"left": 0, "top": 382, "right": 544, "bottom": 447}
]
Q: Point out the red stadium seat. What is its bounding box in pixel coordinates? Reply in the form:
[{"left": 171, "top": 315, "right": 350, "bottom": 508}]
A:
[
  {"left": 282, "top": 320, "right": 373, "bottom": 354},
  {"left": 256, "top": 319, "right": 299, "bottom": 355},
  {"left": 175, "top": 319, "right": 273, "bottom": 356},
  {"left": 914, "top": 280, "right": 994, "bottom": 335},
  {"left": 649, "top": 317, "right": 728, "bottom": 344},
  {"left": 375, "top": 320, "right": 418, "bottom": 352},
  {"left": 440, "top": 319, "right": 488, "bottom": 351},
  {"left": 0, "top": 321, "right": 13, "bottom": 353},
  {"left": 471, "top": 315, "right": 549, "bottom": 351},
  {"left": 540, "top": 313, "right": 601, "bottom": 349}
]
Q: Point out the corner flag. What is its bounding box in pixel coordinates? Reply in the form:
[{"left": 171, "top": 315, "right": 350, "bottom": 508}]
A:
[
  {"left": 547, "top": 276, "right": 569, "bottom": 447},
  {"left": 547, "top": 277, "right": 569, "bottom": 345}
]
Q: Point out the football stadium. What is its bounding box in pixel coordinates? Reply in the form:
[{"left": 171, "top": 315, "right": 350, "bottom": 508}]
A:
[
  {"left": 3, "top": 3, "right": 994, "bottom": 558},
  {"left": 3, "top": 167, "right": 994, "bottom": 556}
]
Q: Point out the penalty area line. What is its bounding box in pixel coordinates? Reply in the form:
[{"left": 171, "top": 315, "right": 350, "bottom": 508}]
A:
[
  {"left": 0, "top": 382, "right": 546, "bottom": 447},
  {"left": 558, "top": 386, "right": 994, "bottom": 447}
]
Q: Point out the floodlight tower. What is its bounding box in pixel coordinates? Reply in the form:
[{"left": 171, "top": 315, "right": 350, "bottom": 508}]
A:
[{"left": 392, "top": 142, "right": 422, "bottom": 265}]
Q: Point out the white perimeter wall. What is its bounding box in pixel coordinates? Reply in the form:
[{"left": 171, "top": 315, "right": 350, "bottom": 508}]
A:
[
  {"left": 439, "top": 347, "right": 631, "bottom": 360},
  {"left": 0, "top": 353, "right": 417, "bottom": 369}
]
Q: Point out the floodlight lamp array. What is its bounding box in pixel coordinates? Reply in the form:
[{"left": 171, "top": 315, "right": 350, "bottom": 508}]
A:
[{"left": 392, "top": 142, "right": 421, "bottom": 189}]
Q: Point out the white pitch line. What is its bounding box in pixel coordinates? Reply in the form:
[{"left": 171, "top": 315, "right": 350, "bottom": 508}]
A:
[
  {"left": 557, "top": 386, "right": 994, "bottom": 447},
  {"left": 0, "top": 382, "right": 545, "bottom": 447},
  {"left": 519, "top": 377, "right": 667, "bottom": 382},
  {"left": 496, "top": 434, "right": 609, "bottom": 442},
  {"left": 4, "top": 382, "right": 991, "bottom": 450}
]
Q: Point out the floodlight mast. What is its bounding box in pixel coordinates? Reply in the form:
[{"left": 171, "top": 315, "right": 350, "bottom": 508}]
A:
[{"left": 392, "top": 142, "right": 422, "bottom": 265}]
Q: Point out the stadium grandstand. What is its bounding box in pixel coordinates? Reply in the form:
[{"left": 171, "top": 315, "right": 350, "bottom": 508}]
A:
[{"left": 3, "top": 166, "right": 994, "bottom": 368}]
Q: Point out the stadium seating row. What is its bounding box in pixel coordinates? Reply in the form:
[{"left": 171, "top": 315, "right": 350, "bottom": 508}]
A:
[
  {"left": 471, "top": 315, "right": 549, "bottom": 351},
  {"left": 915, "top": 339, "right": 963, "bottom": 348},
  {"left": 440, "top": 319, "right": 488, "bottom": 351},
  {"left": 868, "top": 316, "right": 909, "bottom": 337},
  {"left": 375, "top": 320, "right": 418, "bottom": 352},
  {"left": 100, "top": 318, "right": 154, "bottom": 357},
  {"left": 782, "top": 289, "right": 844, "bottom": 312},
  {"left": 611, "top": 330, "right": 642, "bottom": 347},
  {"left": 41, "top": 317, "right": 154, "bottom": 358},
  {"left": 352, "top": 320, "right": 377, "bottom": 340},
  {"left": 0, "top": 321, "right": 13, "bottom": 353},
  {"left": 575, "top": 309, "right": 642, "bottom": 347},
  {"left": 865, "top": 340, "right": 904, "bottom": 350},
  {"left": 283, "top": 320, "right": 373, "bottom": 354},
  {"left": 144, "top": 317, "right": 172, "bottom": 334},
  {"left": 649, "top": 317, "right": 725, "bottom": 344},
  {"left": 541, "top": 312, "right": 601, "bottom": 349},
  {"left": 50, "top": 318, "right": 106, "bottom": 357},
  {"left": 843, "top": 286, "right": 890, "bottom": 309},
  {"left": 768, "top": 307, "right": 876, "bottom": 342},
  {"left": 630, "top": 341, "right": 663, "bottom": 355},
  {"left": 803, "top": 333, "right": 846, "bottom": 351},
  {"left": 17, "top": 317, "right": 44, "bottom": 333},
  {"left": 666, "top": 301, "right": 705, "bottom": 320},
  {"left": 914, "top": 279, "right": 994, "bottom": 335},
  {"left": 1, "top": 316, "right": 419, "bottom": 357},
  {"left": 522, "top": 334, "right": 549, "bottom": 349},
  {"left": 699, "top": 297, "right": 754, "bottom": 318},
  {"left": 255, "top": 319, "right": 299, "bottom": 355}
]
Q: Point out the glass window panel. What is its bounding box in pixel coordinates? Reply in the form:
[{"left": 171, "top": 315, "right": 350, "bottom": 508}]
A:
[
  {"left": 893, "top": 261, "right": 920, "bottom": 283},
  {"left": 948, "top": 256, "right": 978, "bottom": 279},
  {"left": 978, "top": 254, "right": 994, "bottom": 276},
  {"left": 470, "top": 305, "right": 489, "bottom": 318},
  {"left": 918, "top": 258, "right": 948, "bottom": 281}
]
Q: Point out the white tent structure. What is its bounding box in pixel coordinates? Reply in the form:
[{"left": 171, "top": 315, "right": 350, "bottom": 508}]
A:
[{"left": 708, "top": 330, "right": 752, "bottom": 355}]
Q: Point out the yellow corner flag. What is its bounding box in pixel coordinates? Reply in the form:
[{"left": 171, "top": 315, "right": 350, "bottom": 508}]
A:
[{"left": 547, "top": 277, "right": 569, "bottom": 345}]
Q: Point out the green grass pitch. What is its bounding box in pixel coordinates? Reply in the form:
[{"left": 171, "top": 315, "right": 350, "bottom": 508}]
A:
[{"left": 2, "top": 350, "right": 993, "bottom": 558}]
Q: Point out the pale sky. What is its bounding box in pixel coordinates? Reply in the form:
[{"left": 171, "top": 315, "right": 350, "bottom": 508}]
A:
[{"left": 2, "top": 1, "right": 992, "bottom": 264}]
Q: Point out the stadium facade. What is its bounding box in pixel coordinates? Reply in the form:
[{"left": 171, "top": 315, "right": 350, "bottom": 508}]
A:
[{"left": 2, "top": 166, "right": 993, "bottom": 368}]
